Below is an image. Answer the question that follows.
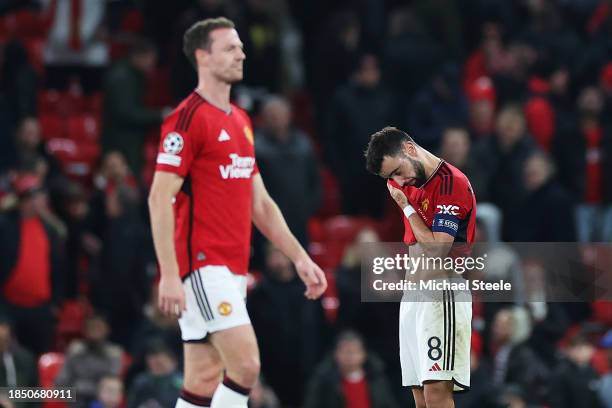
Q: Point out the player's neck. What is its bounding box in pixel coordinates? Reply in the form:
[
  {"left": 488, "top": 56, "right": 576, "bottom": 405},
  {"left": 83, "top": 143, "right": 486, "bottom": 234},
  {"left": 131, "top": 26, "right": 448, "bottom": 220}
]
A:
[
  {"left": 422, "top": 149, "right": 443, "bottom": 180},
  {"left": 195, "top": 77, "right": 232, "bottom": 113}
]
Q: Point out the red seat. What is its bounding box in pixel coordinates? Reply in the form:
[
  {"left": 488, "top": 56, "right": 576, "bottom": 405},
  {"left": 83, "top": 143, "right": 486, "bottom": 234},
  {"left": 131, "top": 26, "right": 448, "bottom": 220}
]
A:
[
  {"left": 0, "top": 10, "right": 48, "bottom": 40},
  {"left": 322, "top": 273, "right": 339, "bottom": 323},
  {"left": 39, "top": 114, "right": 66, "bottom": 140},
  {"left": 85, "top": 93, "right": 103, "bottom": 115},
  {"left": 67, "top": 114, "right": 100, "bottom": 142},
  {"left": 316, "top": 167, "right": 342, "bottom": 217},
  {"left": 54, "top": 300, "right": 89, "bottom": 350},
  {"left": 38, "top": 352, "right": 67, "bottom": 408},
  {"left": 38, "top": 91, "right": 84, "bottom": 116},
  {"left": 322, "top": 215, "right": 376, "bottom": 244},
  {"left": 38, "top": 352, "right": 65, "bottom": 388}
]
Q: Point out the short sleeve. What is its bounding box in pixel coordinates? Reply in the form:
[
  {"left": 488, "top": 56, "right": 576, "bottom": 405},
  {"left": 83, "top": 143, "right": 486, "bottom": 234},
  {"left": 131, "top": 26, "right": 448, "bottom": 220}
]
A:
[
  {"left": 431, "top": 176, "right": 473, "bottom": 237},
  {"left": 155, "top": 111, "right": 198, "bottom": 178}
]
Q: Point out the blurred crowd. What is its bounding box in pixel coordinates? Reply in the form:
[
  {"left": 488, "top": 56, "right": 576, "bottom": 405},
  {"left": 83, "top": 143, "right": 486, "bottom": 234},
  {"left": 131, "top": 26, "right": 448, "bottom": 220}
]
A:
[{"left": 1, "top": 0, "right": 612, "bottom": 407}]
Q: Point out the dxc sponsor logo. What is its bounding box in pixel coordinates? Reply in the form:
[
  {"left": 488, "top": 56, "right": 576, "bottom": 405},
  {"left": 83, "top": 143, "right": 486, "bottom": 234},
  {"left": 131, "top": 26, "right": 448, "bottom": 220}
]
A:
[{"left": 436, "top": 204, "right": 459, "bottom": 216}]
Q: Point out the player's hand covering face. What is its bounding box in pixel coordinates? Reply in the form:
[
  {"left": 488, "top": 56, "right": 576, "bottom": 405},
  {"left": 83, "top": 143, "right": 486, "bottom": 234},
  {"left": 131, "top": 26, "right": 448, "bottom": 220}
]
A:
[
  {"left": 204, "top": 28, "right": 246, "bottom": 84},
  {"left": 387, "top": 181, "right": 409, "bottom": 208},
  {"left": 294, "top": 257, "right": 328, "bottom": 300},
  {"left": 379, "top": 148, "right": 427, "bottom": 188}
]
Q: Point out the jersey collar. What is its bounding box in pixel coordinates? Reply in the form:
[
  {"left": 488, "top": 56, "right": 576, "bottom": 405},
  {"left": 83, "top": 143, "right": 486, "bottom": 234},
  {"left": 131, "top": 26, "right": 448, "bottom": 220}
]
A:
[
  {"left": 194, "top": 89, "right": 232, "bottom": 115},
  {"left": 419, "top": 159, "right": 444, "bottom": 189}
]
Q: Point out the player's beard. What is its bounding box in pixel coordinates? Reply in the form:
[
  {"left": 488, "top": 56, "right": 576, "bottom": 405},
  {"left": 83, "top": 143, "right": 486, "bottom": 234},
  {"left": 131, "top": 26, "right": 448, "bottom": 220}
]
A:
[{"left": 409, "top": 157, "right": 428, "bottom": 187}]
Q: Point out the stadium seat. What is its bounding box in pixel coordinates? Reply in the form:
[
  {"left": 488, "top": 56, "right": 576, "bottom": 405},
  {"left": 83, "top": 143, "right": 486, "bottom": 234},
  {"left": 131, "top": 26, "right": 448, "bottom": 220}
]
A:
[
  {"left": 39, "top": 114, "right": 67, "bottom": 140},
  {"left": 307, "top": 218, "right": 324, "bottom": 242},
  {"left": 38, "top": 91, "right": 86, "bottom": 116},
  {"left": 317, "top": 167, "right": 342, "bottom": 217},
  {"left": 54, "top": 300, "right": 90, "bottom": 350},
  {"left": 308, "top": 242, "right": 345, "bottom": 270},
  {"left": 67, "top": 114, "right": 101, "bottom": 142},
  {"left": 38, "top": 352, "right": 67, "bottom": 407},
  {"left": 322, "top": 273, "right": 339, "bottom": 323},
  {"left": 322, "top": 215, "right": 376, "bottom": 244},
  {"left": 38, "top": 352, "right": 65, "bottom": 388}
]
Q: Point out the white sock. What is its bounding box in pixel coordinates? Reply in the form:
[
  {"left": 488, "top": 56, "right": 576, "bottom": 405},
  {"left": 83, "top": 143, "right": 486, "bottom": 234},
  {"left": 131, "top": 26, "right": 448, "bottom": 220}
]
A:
[{"left": 210, "top": 381, "right": 249, "bottom": 408}]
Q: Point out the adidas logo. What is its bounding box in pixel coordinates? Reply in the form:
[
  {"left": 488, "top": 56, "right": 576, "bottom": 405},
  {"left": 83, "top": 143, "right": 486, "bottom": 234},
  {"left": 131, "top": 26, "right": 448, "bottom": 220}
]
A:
[
  {"left": 429, "top": 363, "right": 442, "bottom": 372},
  {"left": 218, "top": 129, "right": 230, "bottom": 142}
]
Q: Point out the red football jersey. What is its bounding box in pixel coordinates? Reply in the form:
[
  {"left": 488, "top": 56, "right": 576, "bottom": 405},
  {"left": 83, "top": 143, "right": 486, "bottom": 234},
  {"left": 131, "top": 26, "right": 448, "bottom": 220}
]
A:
[
  {"left": 155, "top": 91, "right": 258, "bottom": 278},
  {"left": 391, "top": 161, "right": 477, "bottom": 245}
]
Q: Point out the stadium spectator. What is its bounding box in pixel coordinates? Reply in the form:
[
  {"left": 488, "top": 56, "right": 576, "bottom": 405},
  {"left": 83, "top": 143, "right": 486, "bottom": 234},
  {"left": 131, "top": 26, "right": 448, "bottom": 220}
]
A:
[
  {"left": 90, "top": 376, "right": 124, "bottom": 408},
  {"left": 513, "top": 152, "right": 576, "bottom": 242},
  {"left": 248, "top": 245, "right": 329, "bottom": 407},
  {"left": 325, "top": 54, "right": 395, "bottom": 218},
  {"left": 488, "top": 308, "right": 549, "bottom": 404},
  {"left": 129, "top": 285, "right": 182, "bottom": 370},
  {"left": 0, "top": 173, "right": 64, "bottom": 354},
  {"left": 5, "top": 117, "right": 62, "bottom": 181},
  {"left": 555, "top": 86, "right": 612, "bottom": 242},
  {"left": 598, "top": 329, "right": 612, "bottom": 408},
  {"left": 335, "top": 227, "right": 404, "bottom": 402},
  {"left": 471, "top": 104, "right": 538, "bottom": 241},
  {"left": 454, "top": 333, "right": 498, "bottom": 408},
  {"left": 43, "top": 0, "right": 109, "bottom": 94},
  {"left": 548, "top": 333, "right": 605, "bottom": 408},
  {"left": 55, "top": 314, "right": 123, "bottom": 408},
  {"left": 381, "top": 8, "right": 443, "bottom": 99},
  {"left": 249, "top": 377, "right": 281, "bottom": 408},
  {"left": 101, "top": 39, "right": 163, "bottom": 174},
  {"left": 239, "top": 0, "right": 283, "bottom": 92},
  {"left": 0, "top": 316, "right": 38, "bottom": 392},
  {"left": 254, "top": 95, "right": 321, "bottom": 247},
  {"left": 0, "top": 41, "right": 37, "bottom": 135},
  {"left": 406, "top": 63, "right": 468, "bottom": 152},
  {"left": 438, "top": 127, "right": 490, "bottom": 202},
  {"left": 127, "top": 341, "right": 182, "bottom": 408},
  {"left": 56, "top": 182, "right": 100, "bottom": 299},
  {"left": 303, "top": 330, "right": 399, "bottom": 408},
  {"left": 466, "top": 76, "right": 496, "bottom": 140},
  {"left": 310, "top": 10, "right": 361, "bottom": 118},
  {"left": 89, "top": 152, "right": 151, "bottom": 347}
]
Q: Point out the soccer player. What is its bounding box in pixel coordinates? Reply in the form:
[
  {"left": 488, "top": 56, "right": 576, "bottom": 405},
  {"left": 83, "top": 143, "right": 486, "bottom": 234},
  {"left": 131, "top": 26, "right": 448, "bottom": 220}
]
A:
[
  {"left": 148, "top": 18, "right": 327, "bottom": 408},
  {"left": 364, "top": 127, "right": 477, "bottom": 408}
]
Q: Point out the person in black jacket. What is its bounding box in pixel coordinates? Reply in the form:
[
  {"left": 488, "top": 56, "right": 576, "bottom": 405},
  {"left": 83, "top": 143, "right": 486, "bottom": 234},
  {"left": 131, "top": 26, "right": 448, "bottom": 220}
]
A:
[
  {"left": 255, "top": 96, "right": 321, "bottom": 247},
  {"left": 0, "top": 173, "right": 64, "bottom": 354},
  {"left": 548, "top": 333, "right": 605, "bottom": 408},
  {"left": 303, "top": 330, "right": 399, "bottom": 408},
  {"left": 248, "top": 245, "right": 329, "bottom": 408},
  {"left": 514, "top": 151, "right": 577, "bottom": 242}
]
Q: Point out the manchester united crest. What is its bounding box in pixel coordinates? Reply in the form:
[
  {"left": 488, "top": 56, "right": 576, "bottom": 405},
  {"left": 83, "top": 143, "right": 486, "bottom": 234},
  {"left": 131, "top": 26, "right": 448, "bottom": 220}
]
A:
[
  {"left": 218, "top": 302, "right": 233, "bottom": 316},
  {"left": 421, "top": 198, "right": 429, "bottom": 212}
]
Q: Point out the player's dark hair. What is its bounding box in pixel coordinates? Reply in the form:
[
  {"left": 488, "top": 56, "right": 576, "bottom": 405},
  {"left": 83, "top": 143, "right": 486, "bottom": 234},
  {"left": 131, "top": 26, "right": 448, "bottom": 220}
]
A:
[
  {"left": 364, "top": 126, "right": 415, "bottom": 175},
  {"left": 183, "top": 17, "right": 236, "bottom": 69}
]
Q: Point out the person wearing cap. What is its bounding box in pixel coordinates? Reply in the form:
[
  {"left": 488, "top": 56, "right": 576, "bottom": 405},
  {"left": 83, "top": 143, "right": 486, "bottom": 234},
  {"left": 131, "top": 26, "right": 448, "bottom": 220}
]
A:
[{"left": 0, "top": 173, "right": 65, "bottom": 354}]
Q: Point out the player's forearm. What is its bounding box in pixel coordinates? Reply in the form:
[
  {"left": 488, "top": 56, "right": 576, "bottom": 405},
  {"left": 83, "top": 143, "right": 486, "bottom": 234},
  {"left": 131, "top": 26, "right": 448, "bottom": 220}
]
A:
[
  {"left": 253, "top": 196, "right": 308, "bottom": 262},
  {"left": 148, "top": 192, "right": 180, "bottom": 277},
  {"left": 405, "top": 211, "right": 449, "bottom": 257}
]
